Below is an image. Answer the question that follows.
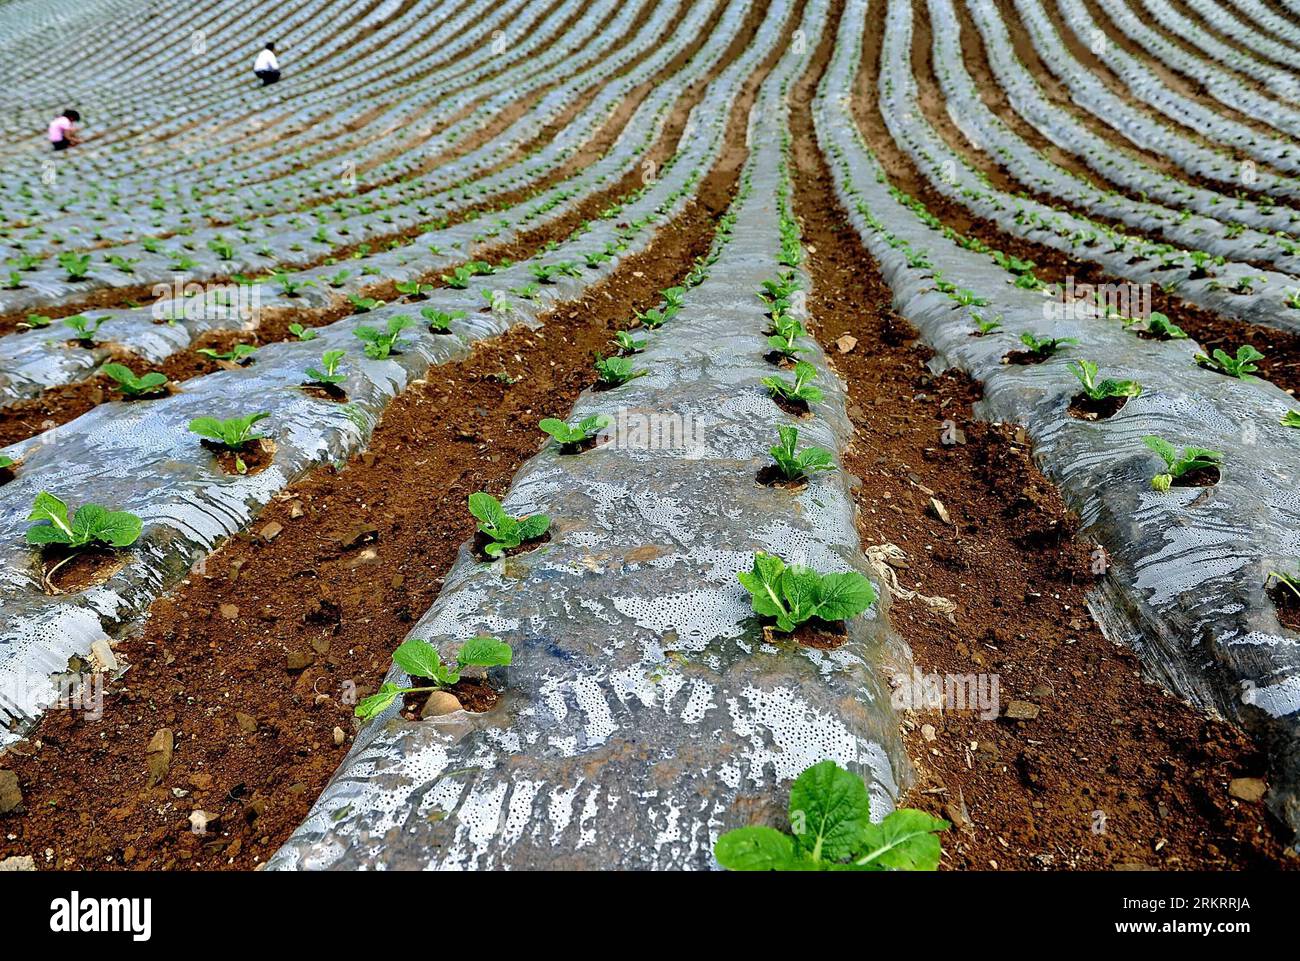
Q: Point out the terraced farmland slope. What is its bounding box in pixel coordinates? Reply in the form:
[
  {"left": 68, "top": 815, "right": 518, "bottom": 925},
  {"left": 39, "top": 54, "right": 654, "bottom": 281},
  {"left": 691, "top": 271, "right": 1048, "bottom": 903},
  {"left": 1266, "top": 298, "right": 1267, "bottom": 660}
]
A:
[{"left": 0, "top": 0, "right": 1298, "bottom": 871}]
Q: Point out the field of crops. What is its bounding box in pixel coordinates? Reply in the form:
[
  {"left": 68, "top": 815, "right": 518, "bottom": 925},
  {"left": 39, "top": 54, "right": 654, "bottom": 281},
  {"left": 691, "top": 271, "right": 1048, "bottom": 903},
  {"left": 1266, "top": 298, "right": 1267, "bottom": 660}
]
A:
[{"left": 0, "top": 0, "right": 1299, "bottom": 878}]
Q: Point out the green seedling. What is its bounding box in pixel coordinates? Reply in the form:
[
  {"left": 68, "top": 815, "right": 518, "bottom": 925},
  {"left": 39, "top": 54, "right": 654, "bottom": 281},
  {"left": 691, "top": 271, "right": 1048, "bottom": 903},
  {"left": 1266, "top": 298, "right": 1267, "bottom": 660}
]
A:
[
  {"left": 614, "top": 330, "right": 646, "bottom": 354},
  {"left": 64, "top": 314, "right": 105, "bottom": 345},
  {"left": 348, "top": 294, "right": 385, "bottom": 313},
  {"left": 395, "top": 280, "right": 434, "bottom": 298},
  {"left": 101, "top": 363, "right": 167, "bottom": 398},
  {"left": 1139, "top": 311, "right": 1187, "bottom": 339},
  {"left": 197, "top": 343, "right": 257, "bottom": 364},
  {"left": 538, "top": 414, "right": 610, "bottom": 452},
  {"left": 971, "top": 312, "right": 1002, "bottom": 335},
  {"left": 1018, "top": 332, "right": 1076, "bottom": 359},
  {"left": 57, "top": 252, "right": 91, "bottom": 280},
  {"left": 188, "top": 412, "right": 270, "bottom": 474},
  {"left": 305, "top": 349, "right": 347, "bottom": 386},
  {"left": 26, "top": 491, "right": 143, "bottom": 587},
  {"left": 1281, "top": 410, "right": 1300, "bottom": 429},
  {"left": 468, "top": 491, "right": 550, "bottom": 556},
  {"left": 1142, "top": 435, "right": 1223, "bottom": 492},
  {"left": 714, "top": 760, "right": 947, "bottom": 871},
  {"left": 738, "top": 551, "right": 876, "bottom": 634},
  {"left": 763, "top": 360, "right": 823, "bottom": 406},
  {"left": 421, "top": 307, "right": 465, "bottom": 332},
  {"left": 288, "top": 323, "right": 318, "bottom": 341},
  {"left": 19, "top": 313, "right": 53, "bottom": 330},
  {"left": 769, "top": 426, "right": 835, "bottom": 482},
  {"left": 354, "top": 636, "right": 513, "bottom": 720},
  {"left": 1068, "top": 359, "right": 1141, "bottom": 400},
  {"left": 274, "top": 272, "right": 314, "bottom": 297},
  {"left": 634, "top": 305, "right": 677, "bottom": 329},
  {"left": 354, "top": 315, "right": 415, "bottom": 359},
  {"left": 594, "top": 354, "right": 645, "bottom": 387},
  {"left": 767, "top": 315, "right": 808, "bottom": 361},
  {"left": 1196, "top": 345, "right": 1263, "bottom": 379}
]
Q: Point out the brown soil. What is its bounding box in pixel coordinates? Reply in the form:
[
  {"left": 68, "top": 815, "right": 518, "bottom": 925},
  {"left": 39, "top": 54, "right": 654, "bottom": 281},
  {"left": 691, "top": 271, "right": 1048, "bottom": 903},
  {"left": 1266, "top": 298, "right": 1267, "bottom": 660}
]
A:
[
  {"left": 471, "top": 529, "right": 552, "bottom": 562},
  {"left": 853, "top": 4, "right": 1300, "bottom": 397},
  {"left": 0, "top": 0, "right": 791, "bottom": 870},
  {"left": 39, "top": 547, "right": 131, "bottom": 595},
  {"left": 0, "top": 0, "right": 748, "bottom": 446},
  {"left": 958, "top": 0, "right": 1294, "bottom": 221},
  {"left": 1268, "top": 582, "right": 1300, "bottom": 632},
  {"left": 755, "top": 464, "right": 810, "bottom": 490},
  {"left": 791, "top": 0, "right": 1294, "bottom": 870},
  {"left": 1067, "top": 393, "right": 1129, "bottom": 420},
  {"left": 1171, "top": 465, "right": 1221, "bottom": 489},
  {"left": 204, "top": 438, "right": 277, "bottom": 477},
  {"left": 1075, "top": 0, "right": 1282, "bottom": 141},
  {"left": 909, "top": 3, "right": 1281, "bottom": 272}
]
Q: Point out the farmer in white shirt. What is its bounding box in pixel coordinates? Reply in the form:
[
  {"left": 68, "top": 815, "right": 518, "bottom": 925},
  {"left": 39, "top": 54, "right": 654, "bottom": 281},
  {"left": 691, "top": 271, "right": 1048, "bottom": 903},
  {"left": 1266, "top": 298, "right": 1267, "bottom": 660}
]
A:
[{"left": 253, "top": 43, "right": 281, "bottom": 85}]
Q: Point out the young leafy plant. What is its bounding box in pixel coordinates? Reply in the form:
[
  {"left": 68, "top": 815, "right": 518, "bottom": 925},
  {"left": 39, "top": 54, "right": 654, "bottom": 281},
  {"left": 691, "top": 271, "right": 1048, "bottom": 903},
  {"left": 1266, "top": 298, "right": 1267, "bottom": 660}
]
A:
[
  {"left": 1068, "top": 360, "right": 1141, "bottom": 400},
  {"left": 1142, "top": 435, "right": 1223, "bottom": 492},
  {"left": 354, "top": 636, "right": 513, "bottom": 720},
  {"left": 1138, "top": 311, "right": 1187, "bottom": 340},
  {"left": 1196, "top": 345, "right": 1264, "bottom": 379},
  {"left": 614, "top": 330, "right": 646, "bottom": 354},
  {"left": 970, "top": 311, "right": 1002, "bottom": 335},
  {"left": 188, "top": 412, "right": 270, "bottom": 474},
  {"left": 288, "top": 323, "right": 318, "bottom": 341},
  {"left": 714, "top": 760, "right": 947, "bottom": 871},
  {"left": 1018, "top": 332, "right": 1076, "bottom": 359},
  {"left": 64, "top": 314, "right": 105, "bottom": 346},
  {"left": 348, "top": 295, "right": 386, "bottom": 313},
  {"left": 26, "top": 491, "right": 143, "bottom": 587},
  {"left": 395, "top": 279, "right": 434, "bottom": 298},
  {"left": 197, "top": 343, "right": 257, "bottom": 365},
  {"left": 634, "top": 305, "right": 677, "bottom": 329},
  {"left": 1281, "top": 410, "right": 1300, "bottom": 429},
  {"left": 468, "top": 491, "right": 550, "bottom": 557},
  {"left": 421, "top": 306, "right": 465, "bottom": 332},
  {"left": 354, "top": 315, "right": 415, "bottom": 359},
  {"left": 101, "top": 363, "right": 168, "bottom": 398},
  {"left": 305, "top": 349, "right": 347, "bottom": 387},
  {"left": 762, "top": 360, "right": 823, "bottom": 407},
  {"left": 594, "top": 354, "right": 645, "bottom": 387},
  {"left": 767, "top": 315, "right": 809, "bottom": 361},
  {"left": 768, "top": 426, "right": 835, "bottom": 482},
  {"left": 274, "top": 272, "right": 314, "bottom": 297},
  {"left": 57, "top": 252, "right": 91, "bottom": 280},
  {"left": 539, "top": 414, "right": 610, "bottom": 452},
  {"left": 738, "top": 551, "right": 876, "bottom": 634}
]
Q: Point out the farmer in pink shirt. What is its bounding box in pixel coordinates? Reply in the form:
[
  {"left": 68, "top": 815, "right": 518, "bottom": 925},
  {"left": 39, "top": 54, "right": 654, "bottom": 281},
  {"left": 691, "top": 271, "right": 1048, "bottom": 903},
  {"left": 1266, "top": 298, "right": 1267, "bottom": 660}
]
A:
[{"left": 48, "top": 110, "right": 81, "bottom": 151}]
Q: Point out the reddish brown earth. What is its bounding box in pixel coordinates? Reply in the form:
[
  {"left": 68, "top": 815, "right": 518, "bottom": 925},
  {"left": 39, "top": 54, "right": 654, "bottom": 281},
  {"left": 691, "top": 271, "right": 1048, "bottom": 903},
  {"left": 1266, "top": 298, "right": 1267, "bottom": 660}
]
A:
[
  {"left": 0, "top": 0, "right": 797, "bottom": 871},
  {"left": 792, "top": 0, "right": 1295, "bottom": 870}
]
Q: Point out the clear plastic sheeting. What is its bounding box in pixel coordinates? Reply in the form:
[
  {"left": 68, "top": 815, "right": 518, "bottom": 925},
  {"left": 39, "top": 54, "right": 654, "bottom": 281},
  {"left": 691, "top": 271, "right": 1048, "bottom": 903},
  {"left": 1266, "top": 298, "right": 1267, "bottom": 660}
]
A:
[
  {"left": 0, "top": 4, "right": 754, "bottom": 744},
  {"left": 879, "top": 0, "right": 1300, "bottom": 336},
  {"left": 269, "top": 0, "right": 911, "bottom": 871},
  {"left": 0, "top": 0, "right": 731, "bottom": 405},
  {"left": 819, "top": 0, "right": 1300, "bottom": 844}
]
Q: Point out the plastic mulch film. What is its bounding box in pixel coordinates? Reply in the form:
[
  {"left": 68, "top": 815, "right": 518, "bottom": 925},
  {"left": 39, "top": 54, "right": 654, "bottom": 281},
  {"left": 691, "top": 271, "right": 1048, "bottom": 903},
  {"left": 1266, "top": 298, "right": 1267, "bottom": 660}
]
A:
[
  {"left": 821, "top": 0, "right": 1300, "bottom": 843},
  {"left": 269, "top": 0, "right": 912, "bottom": 871}
]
